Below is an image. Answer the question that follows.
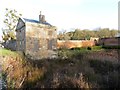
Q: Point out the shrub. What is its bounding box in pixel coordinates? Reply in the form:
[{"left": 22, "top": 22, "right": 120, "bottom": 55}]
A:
[
  {"left": 89, "top": 60, "right": 114, "bottom": 75},
  {"left": 102, "top": 45, "right": 120, "bottom": 49},
  {"left": 58, "top": 49, "right": 73, "bottom": 59},
  {"left": 87, "top": 47, "right": 91, "bottom": 50},
  {"left": 70, "top": 47, "right": 81, "bottom": 50},
  {"left": 92, "top": 46, "right": 103, "bottom": 50}
]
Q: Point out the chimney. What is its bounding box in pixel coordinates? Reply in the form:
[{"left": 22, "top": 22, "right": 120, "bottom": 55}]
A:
[
  {"left": 39, "top": 11, "right": 46, "bottom": 23},
  {"left": 39, "top": 11, "right": 42, "bottom": 22},
  {"left": 41, "top": 15, "right": 46, "bottom": 23}
]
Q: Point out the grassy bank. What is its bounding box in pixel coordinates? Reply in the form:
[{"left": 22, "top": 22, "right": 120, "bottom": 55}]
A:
[
  {"left": 0, "top": 48, "right": 120, "bottom": 89},
  {"left": 0, "top": 48, "right": 17, "bottom": 56}
]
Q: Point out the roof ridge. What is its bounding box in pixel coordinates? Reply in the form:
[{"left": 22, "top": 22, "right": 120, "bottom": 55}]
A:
[{"left": 22, "top": 18, "right": 52, "bottom": 26}]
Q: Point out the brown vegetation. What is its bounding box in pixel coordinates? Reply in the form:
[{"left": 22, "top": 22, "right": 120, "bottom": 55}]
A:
[{"left": 1, "top": 49, "right": 120, "bottom": 89}]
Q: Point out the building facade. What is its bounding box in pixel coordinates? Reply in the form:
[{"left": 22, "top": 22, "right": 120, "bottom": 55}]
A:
[{"left": 16, "top": 12, "right": 57, "bottom": 59}]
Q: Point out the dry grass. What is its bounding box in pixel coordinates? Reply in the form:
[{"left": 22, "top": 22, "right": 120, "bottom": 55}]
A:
[
  {"left": 1, "top": 51, "right": 45, "bottom": 89},
  {"left": 1, "top": 48, "right": 120, "bottom": 89}
]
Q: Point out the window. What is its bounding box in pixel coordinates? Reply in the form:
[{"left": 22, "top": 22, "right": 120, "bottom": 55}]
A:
[
  {"left": 20, "top": 41, "right": 22, "bottom": 45},
  {"left": 47, "top": 39, "right": 52, "bottom": 50},
  {"left": 33, "top": 39, "right": 39, "bottom": 52}
]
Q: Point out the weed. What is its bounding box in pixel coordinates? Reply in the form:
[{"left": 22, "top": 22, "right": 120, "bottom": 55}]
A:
[{"left": 1, "top": 48, "right": 120, "bottom": 88}]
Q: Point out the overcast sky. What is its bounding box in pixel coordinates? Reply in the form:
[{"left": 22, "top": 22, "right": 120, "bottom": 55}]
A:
[{"left": 0, "top": 0, "right": 119, "bottom": 40}]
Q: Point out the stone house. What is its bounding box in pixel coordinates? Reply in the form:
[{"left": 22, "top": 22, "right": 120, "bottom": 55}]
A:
[{"left": 16, "top": 12, "right": 57, "bottom": 59}]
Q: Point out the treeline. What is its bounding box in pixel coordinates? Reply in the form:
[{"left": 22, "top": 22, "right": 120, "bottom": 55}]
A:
[{"left": 58, "top": 28, "right": 118, "bottom": 40}]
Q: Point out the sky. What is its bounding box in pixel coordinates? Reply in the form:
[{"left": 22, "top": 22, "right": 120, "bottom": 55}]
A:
[{"left": 0, "top": 0, "right": 119, "bottom": 40}]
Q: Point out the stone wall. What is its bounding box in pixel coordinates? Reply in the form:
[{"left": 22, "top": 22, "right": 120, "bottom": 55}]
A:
[
  {"left": 99, "top": 37, "right": 120, "bottom": 46},
  {"left": 16, "top": 28, "right": 26, "bottom": 51},
  {"left": 57, "top": 40, "right": 95, "bottom": 49},
  {"left": 57, "top": 37, "right": 120, "bottom": 49},
  {"left": 25, "top": 22, "right": 57, "bottom": 59}
]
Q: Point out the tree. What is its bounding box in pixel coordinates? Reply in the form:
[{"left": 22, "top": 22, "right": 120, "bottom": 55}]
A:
[
  {"left": 72, "top": 29, "right": 84, "bottom": 40},
  {"left": 2, "top": 8, "right": 22, "bottom": 42},
  {"left": 57, "top": 28, "right": 118, "bottom": 40},
  {"left": 110, "top": 29, "right": 118, "bottom": 37}
]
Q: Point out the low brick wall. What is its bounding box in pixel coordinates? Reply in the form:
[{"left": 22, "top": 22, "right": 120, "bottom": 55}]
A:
[{"left": 57, "top": 40, "right": 95, "bottom": 49}]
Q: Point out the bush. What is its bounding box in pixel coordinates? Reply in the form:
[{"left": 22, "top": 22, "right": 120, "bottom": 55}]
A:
[
  {"left": 87, "top": 47, "right": 92, "bottom": 50},
  {"left": 70, "top": 46, "right": 103, "bottom": 51},
  {"left": 92, "top": 46, "right": 103, "bottom": 50},
  {"left": 70, "top": 47, "right": 81, "bottom": 50},
  {"left": 89, "top": 60, "right": 114, "bottom": 75},
  {"left": 58, "top": 49, "right": 73, "bottom": 59},
  {"left": 102, "top": 45, "right": 120, "bottom": 49}
]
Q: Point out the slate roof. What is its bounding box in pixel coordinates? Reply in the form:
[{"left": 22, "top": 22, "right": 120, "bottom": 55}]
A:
[{"left": 23, "top": 18, "right": 52, "bottom": 26}]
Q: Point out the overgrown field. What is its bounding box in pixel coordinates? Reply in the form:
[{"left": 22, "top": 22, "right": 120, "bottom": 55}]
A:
[{"left": 0, "top": 47, "right": 120, "bottom": 89}]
